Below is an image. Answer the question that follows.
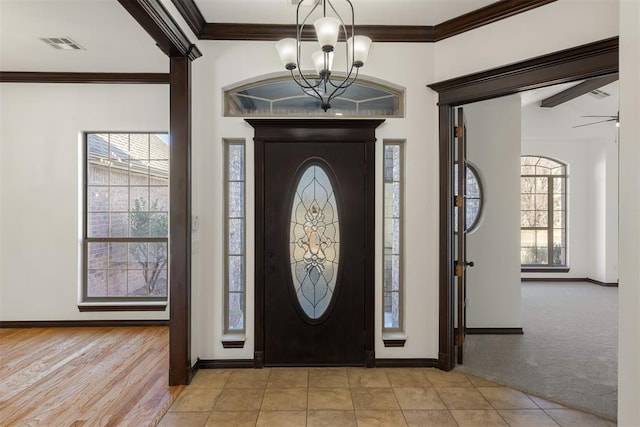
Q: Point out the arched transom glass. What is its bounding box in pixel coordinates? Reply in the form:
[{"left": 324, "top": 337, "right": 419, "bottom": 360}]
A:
[
  {"left": 289, "top": 164, "right": 340, "bottom": 320},
  {"left": 225, "top": 74, "right": 404, "bottom": 118}
]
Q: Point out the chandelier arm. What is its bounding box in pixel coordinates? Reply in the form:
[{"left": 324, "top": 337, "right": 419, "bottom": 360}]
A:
[
  {"left": 326, "top": 67, "right": 359, "bottom": 104},
  {"left": 290, "top": 69, "right": 322, "bottom": 90}
]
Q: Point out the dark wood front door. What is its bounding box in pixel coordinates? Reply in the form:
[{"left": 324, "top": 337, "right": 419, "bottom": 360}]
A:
[{"left": 250, "top": 119, "right": 381, "bottom": 367}]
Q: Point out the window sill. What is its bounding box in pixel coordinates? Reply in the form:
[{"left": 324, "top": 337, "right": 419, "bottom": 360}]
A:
[
  {"left": 521, "top": 267, "right": 570, "bottom": 273},
  {"left": 78, "top": 303, "right": 167, "bottom": 312},
  {"left": 382, "top": 332, "right": 407, "bottom": 348},
  {"left": 222, "top": 333, "right": 246, "bottom": 349}
]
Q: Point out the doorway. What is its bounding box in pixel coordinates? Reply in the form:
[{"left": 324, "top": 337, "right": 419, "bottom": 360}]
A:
[
  {"left": 248, "top": 119, "right": 382, "bottom": 367},
  {"left": 428, "top": 36, "right": 618, "bottom": 371}
]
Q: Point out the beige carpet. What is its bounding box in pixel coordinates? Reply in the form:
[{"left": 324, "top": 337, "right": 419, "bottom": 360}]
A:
[{"left": 459, "top": 282, "right": 618, "bottom": 421}]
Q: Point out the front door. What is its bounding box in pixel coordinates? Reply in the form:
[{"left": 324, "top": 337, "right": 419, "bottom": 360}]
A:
[{"left": 250, "top": 120, "right": 380, "bottom": 367}]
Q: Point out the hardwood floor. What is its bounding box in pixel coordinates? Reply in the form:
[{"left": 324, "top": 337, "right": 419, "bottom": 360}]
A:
[{"left": 0, "top": 326, "right": 183, "bottom": 426}]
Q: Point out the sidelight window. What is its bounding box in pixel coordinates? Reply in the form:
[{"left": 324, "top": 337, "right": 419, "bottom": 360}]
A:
[
  {"left": 224, "top": 140, "right": 246, "bottom": 334},
  {"left": 82, "top": 132, "right": 169, "bottom": 308},
  {"left": 520, "top": 156, "right": 567, "bottom": 267},
  {"left": 383, "top": 141, "right": 404, "bottom": 336}
]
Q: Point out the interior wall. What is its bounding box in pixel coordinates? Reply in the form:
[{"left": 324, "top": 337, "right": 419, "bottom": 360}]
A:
[
  {"left": 618, "top": 0, "right": 640, "bottom": 424},
  {"left": 0, "top": 83, "right": 170, "bottom": 321},
  {"left": 464, "top": 95, "right": 522, "bottom": 328},
  {"left": 433, "top": 0, "right": 619, "bottom": 81},
  {"left": 190, "top": 41, "right": 438, "bottom": 362}
]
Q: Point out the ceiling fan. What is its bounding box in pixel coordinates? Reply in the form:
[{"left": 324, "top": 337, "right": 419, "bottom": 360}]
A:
[{"left": 573, "top": 112, "right": 619, "bottom": 128}]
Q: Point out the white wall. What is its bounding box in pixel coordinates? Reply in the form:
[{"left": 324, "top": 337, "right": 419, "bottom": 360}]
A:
[
  {"left": 618, "top": 1, "right": 640, "bottom": 424},
  {"left": 189, "top": 41, "right": 439, "bottom": 362},
  {"left": 434, "top": 0, "right": 619, "bottom": 81},
  {"left": 464, "top": 95, "right": 522, "bottom": 328},
  {"left": 0, "top": 83, "right": 170, "bottom": 321}
]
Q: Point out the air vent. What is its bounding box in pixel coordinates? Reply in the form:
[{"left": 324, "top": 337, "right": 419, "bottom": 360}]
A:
[
  {"left": 589, "top": 89, "right": 610, "bottom": 99},
  {"left": 40, "top": 37, "right": 84, "bottom": 50},
  {"left": 291, "top": 0, "right": 321, "bottom": 5}
]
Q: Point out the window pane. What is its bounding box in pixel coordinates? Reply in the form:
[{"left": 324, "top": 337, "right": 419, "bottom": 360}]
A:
[
  {"left": 228, "top": 218, "right": 244, "bottom": 255},
  {"left": 228, "top": 293, "right": 244, "bottom": 331},
  {"left": 109, "top": 213, "right": 129, "bottom": 237},
  {"left": 107, "top": 269, "right": 127, "bottom": 296},
  {"left": 228, "top": 256, "right": 244, "bottom": 292},
  {"left": 228, "top": 144, "right": 245, "bottom": 181},
  {"left": 87, "top": 269, "right": 107, "bottom": 297},
  {"left": 228, "top": 182, "right": 244, "bottom": 217},
  {"left": 87, "top": 242, "right": 108, "bottom": 270},
  {"left": 88, "top": 187, "right": 109, "bottom": 212}
]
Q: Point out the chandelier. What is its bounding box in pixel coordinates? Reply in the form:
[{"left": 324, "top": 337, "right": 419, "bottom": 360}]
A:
[{"left": 275, "top": 0, "right": 372, "bottom": 112}]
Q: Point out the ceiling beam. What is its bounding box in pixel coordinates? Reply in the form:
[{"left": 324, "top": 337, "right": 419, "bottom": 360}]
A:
[
  {"left": 539, "top": 73, "right": 619, "bottom": 108},
  {"left": 0, "top": 71, "right": 170, "bottom": 84},
  {"left": 118, "top": 0, "right": 201, "bottom": 60},
  {"left": 170, "top": 0, "right": 555, "bottom": 43}
]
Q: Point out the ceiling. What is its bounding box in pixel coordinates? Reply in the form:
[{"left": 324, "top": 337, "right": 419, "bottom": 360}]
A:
[{"left": 521, "top": 80, "right": 619, "bottom": 140}]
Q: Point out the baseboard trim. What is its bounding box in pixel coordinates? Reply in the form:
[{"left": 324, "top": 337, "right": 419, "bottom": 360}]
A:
[
  {"left": 375, "top": 358, "right": 438, "bottom": 368},
  {"left": 196, "top": 359, "right": 255, "bottom": 369},
  {"left": 466, "top": 327, "right": 524, "bottom": 335},
  {"left": 0, "top": 320, "right": 169, "bottom": 328},
  {"left": 522, "top": 277, "right": 619, "bottom": 287}
]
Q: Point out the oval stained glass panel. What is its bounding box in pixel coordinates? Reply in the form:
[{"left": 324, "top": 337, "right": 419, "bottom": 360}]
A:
[{"left": 289, "top": 164, "right": 340, "bottom": 320}]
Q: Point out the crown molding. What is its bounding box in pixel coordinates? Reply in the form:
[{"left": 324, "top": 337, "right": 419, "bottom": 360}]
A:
[
  {"left": 0, "top": 71, "right": 170, "bottom": 84},
  {"left": 433, "top": 0, "right": 557, "bottom": 41},
  {"left": 118, "top": 0, "right": 201, "bottom": 60},
  {"left": 170, "top": 0, "right": 555, "bottom": 43}
]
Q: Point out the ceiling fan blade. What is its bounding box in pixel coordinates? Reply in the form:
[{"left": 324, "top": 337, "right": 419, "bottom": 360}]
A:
[
  {"left": 580, "top": 115, "right": 618, "bottom": 118},
  {"left": 572, "top": 118, "right": 616, "bottom": 128}
]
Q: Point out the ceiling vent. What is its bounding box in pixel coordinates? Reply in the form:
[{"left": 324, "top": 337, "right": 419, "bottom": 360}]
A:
[
  {"left": 589, "top": 89, "right": 610, "bottom": 100},
  {"left": 40, "top": 37, "right": 84, "bottom": 50},
  {"left": 290, "top": 0, "right": 321, "bottom": 5}
]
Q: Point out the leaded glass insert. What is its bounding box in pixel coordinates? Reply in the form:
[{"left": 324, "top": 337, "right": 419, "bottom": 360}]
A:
[{"left": 290, "top": 164, "right": 340, "bottom": 320}]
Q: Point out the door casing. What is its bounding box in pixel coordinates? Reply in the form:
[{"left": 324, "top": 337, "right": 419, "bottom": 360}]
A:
[{"left": 248, "top": 119, "right": 383, "bottom": 368}]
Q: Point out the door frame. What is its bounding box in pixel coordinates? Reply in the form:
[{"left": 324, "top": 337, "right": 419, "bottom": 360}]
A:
[
  {"left": 247, "top": 119, "right": 384, "bottom": 368},
  {"left": 428, "top": 37, "right": 618, "bottom": 371}
]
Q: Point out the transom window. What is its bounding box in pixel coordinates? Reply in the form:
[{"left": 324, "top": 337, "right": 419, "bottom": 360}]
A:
[
  {"left": 83, "top": 133, "right": 169, "bottom": 306},
  {"left": 520, "top": 156, "right": 567, "bottom": 267},
  {"left": 224, "top": 74, "right": 404, "bottom": 118}
]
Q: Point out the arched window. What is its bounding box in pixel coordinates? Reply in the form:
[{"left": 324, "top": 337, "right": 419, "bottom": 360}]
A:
[
  {"left": 454, "top": 162, "right": 484, "bottom": 233},
  {"left": 224, "top": 73, "right": 404, "bottom": 118},
  {"left": 520, "top": 156, "right": 567, "bottom": 267}
]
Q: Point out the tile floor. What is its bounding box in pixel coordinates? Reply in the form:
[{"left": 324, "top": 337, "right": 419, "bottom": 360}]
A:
[{"left": 158, "top": 367, "right": 616, "bottom": 426}]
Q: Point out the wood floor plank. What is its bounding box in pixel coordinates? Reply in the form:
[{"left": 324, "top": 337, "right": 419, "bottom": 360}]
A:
[{"left": 0, "top": 326, "right": 180, "bottom": 425}]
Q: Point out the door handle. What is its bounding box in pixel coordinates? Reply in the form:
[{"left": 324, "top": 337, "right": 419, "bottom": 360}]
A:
[{"left": 465, "top": 261, "right": 475, "bottom": 267}]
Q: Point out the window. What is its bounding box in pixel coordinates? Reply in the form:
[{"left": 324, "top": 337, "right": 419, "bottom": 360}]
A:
[
  {"left": 454, "top": 162, "right": 483, "bottom": 233},
  {"left": 224, "top": 141, "right": 246, "bottom": 340},
  {"left": 520, "top": 156, "right": 567, "bottom": 268},
  {"left": 383, "top": 142, "right": 404, "bottom": 343},
  {"left": 224, "top": 74, "right": 404, "bottom": 118},
  {"left": 83, "top": 133, "right": 169, "bottom": 308}
]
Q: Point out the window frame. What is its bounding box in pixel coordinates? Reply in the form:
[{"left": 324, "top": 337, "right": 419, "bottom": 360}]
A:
[
  {"left": 520, "top": 155, "right": 568, "bottom": 271},
  {"left": 454, "top": 161, "right": 484, "bottom": 234},
  {"left": 223, "top": 139, "right": 247, "bottom": 347},
  {"left": 382, "top": 140, "right": 406, "bottom": 346},
  {"left": 80, "top": 132, "right": 169, "bottom": 311}
]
